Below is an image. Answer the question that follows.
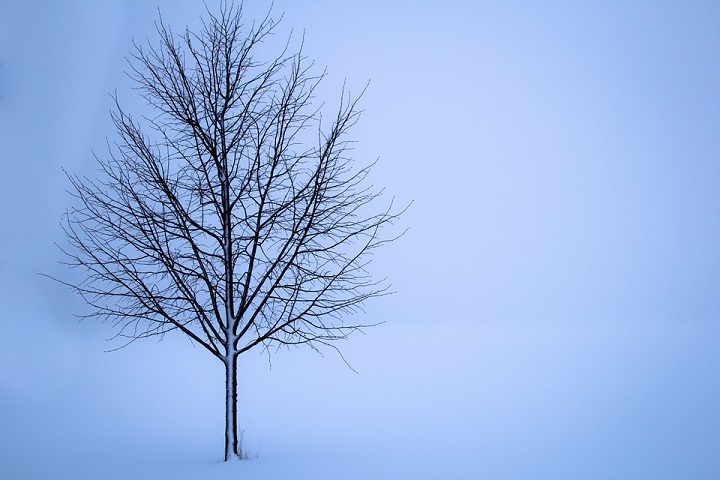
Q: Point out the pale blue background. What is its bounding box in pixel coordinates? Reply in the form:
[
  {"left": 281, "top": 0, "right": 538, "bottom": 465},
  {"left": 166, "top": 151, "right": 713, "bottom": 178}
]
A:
[{"left": 1, "top": 1, "right": 719, "bottom": 478}]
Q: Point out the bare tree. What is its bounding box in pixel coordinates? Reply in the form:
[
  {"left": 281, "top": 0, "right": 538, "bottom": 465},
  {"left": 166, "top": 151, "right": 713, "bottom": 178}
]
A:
[{"left": 56, "top": 3, "right": 404, "bottom": 461}]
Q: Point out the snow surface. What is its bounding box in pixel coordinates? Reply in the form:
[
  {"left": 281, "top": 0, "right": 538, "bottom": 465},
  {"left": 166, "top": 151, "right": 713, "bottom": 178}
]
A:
[{"left": 3, "top": 277, "right": 720, "bottom": 480}]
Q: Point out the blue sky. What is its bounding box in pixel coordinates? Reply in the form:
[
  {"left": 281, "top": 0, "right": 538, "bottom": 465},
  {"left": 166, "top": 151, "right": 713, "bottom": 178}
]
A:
[{"left": 1, "top": 1, "right": 719, "bottom": 478}]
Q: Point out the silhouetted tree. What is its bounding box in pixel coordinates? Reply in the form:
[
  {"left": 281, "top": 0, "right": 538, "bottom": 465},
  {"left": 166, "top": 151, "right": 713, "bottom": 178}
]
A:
[{"left": 57, "top": 3, "right": 403, "bottom": 461}]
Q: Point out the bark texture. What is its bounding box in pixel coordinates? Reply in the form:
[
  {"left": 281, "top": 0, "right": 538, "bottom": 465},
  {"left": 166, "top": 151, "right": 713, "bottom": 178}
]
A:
[{"left": 225, "top": 353, "right": 239, "bottom": 460}]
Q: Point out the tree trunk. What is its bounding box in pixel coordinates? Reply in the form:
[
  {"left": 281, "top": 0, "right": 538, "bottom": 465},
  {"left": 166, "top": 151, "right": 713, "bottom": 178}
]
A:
[{"left": 224, "top": 353, "right": 239, "bottom": 461}]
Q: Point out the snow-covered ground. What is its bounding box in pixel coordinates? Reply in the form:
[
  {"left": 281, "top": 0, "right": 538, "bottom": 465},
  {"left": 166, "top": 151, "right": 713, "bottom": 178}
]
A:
[{"left": 3, "top": 269, "right": 719, "bottom": 479}]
